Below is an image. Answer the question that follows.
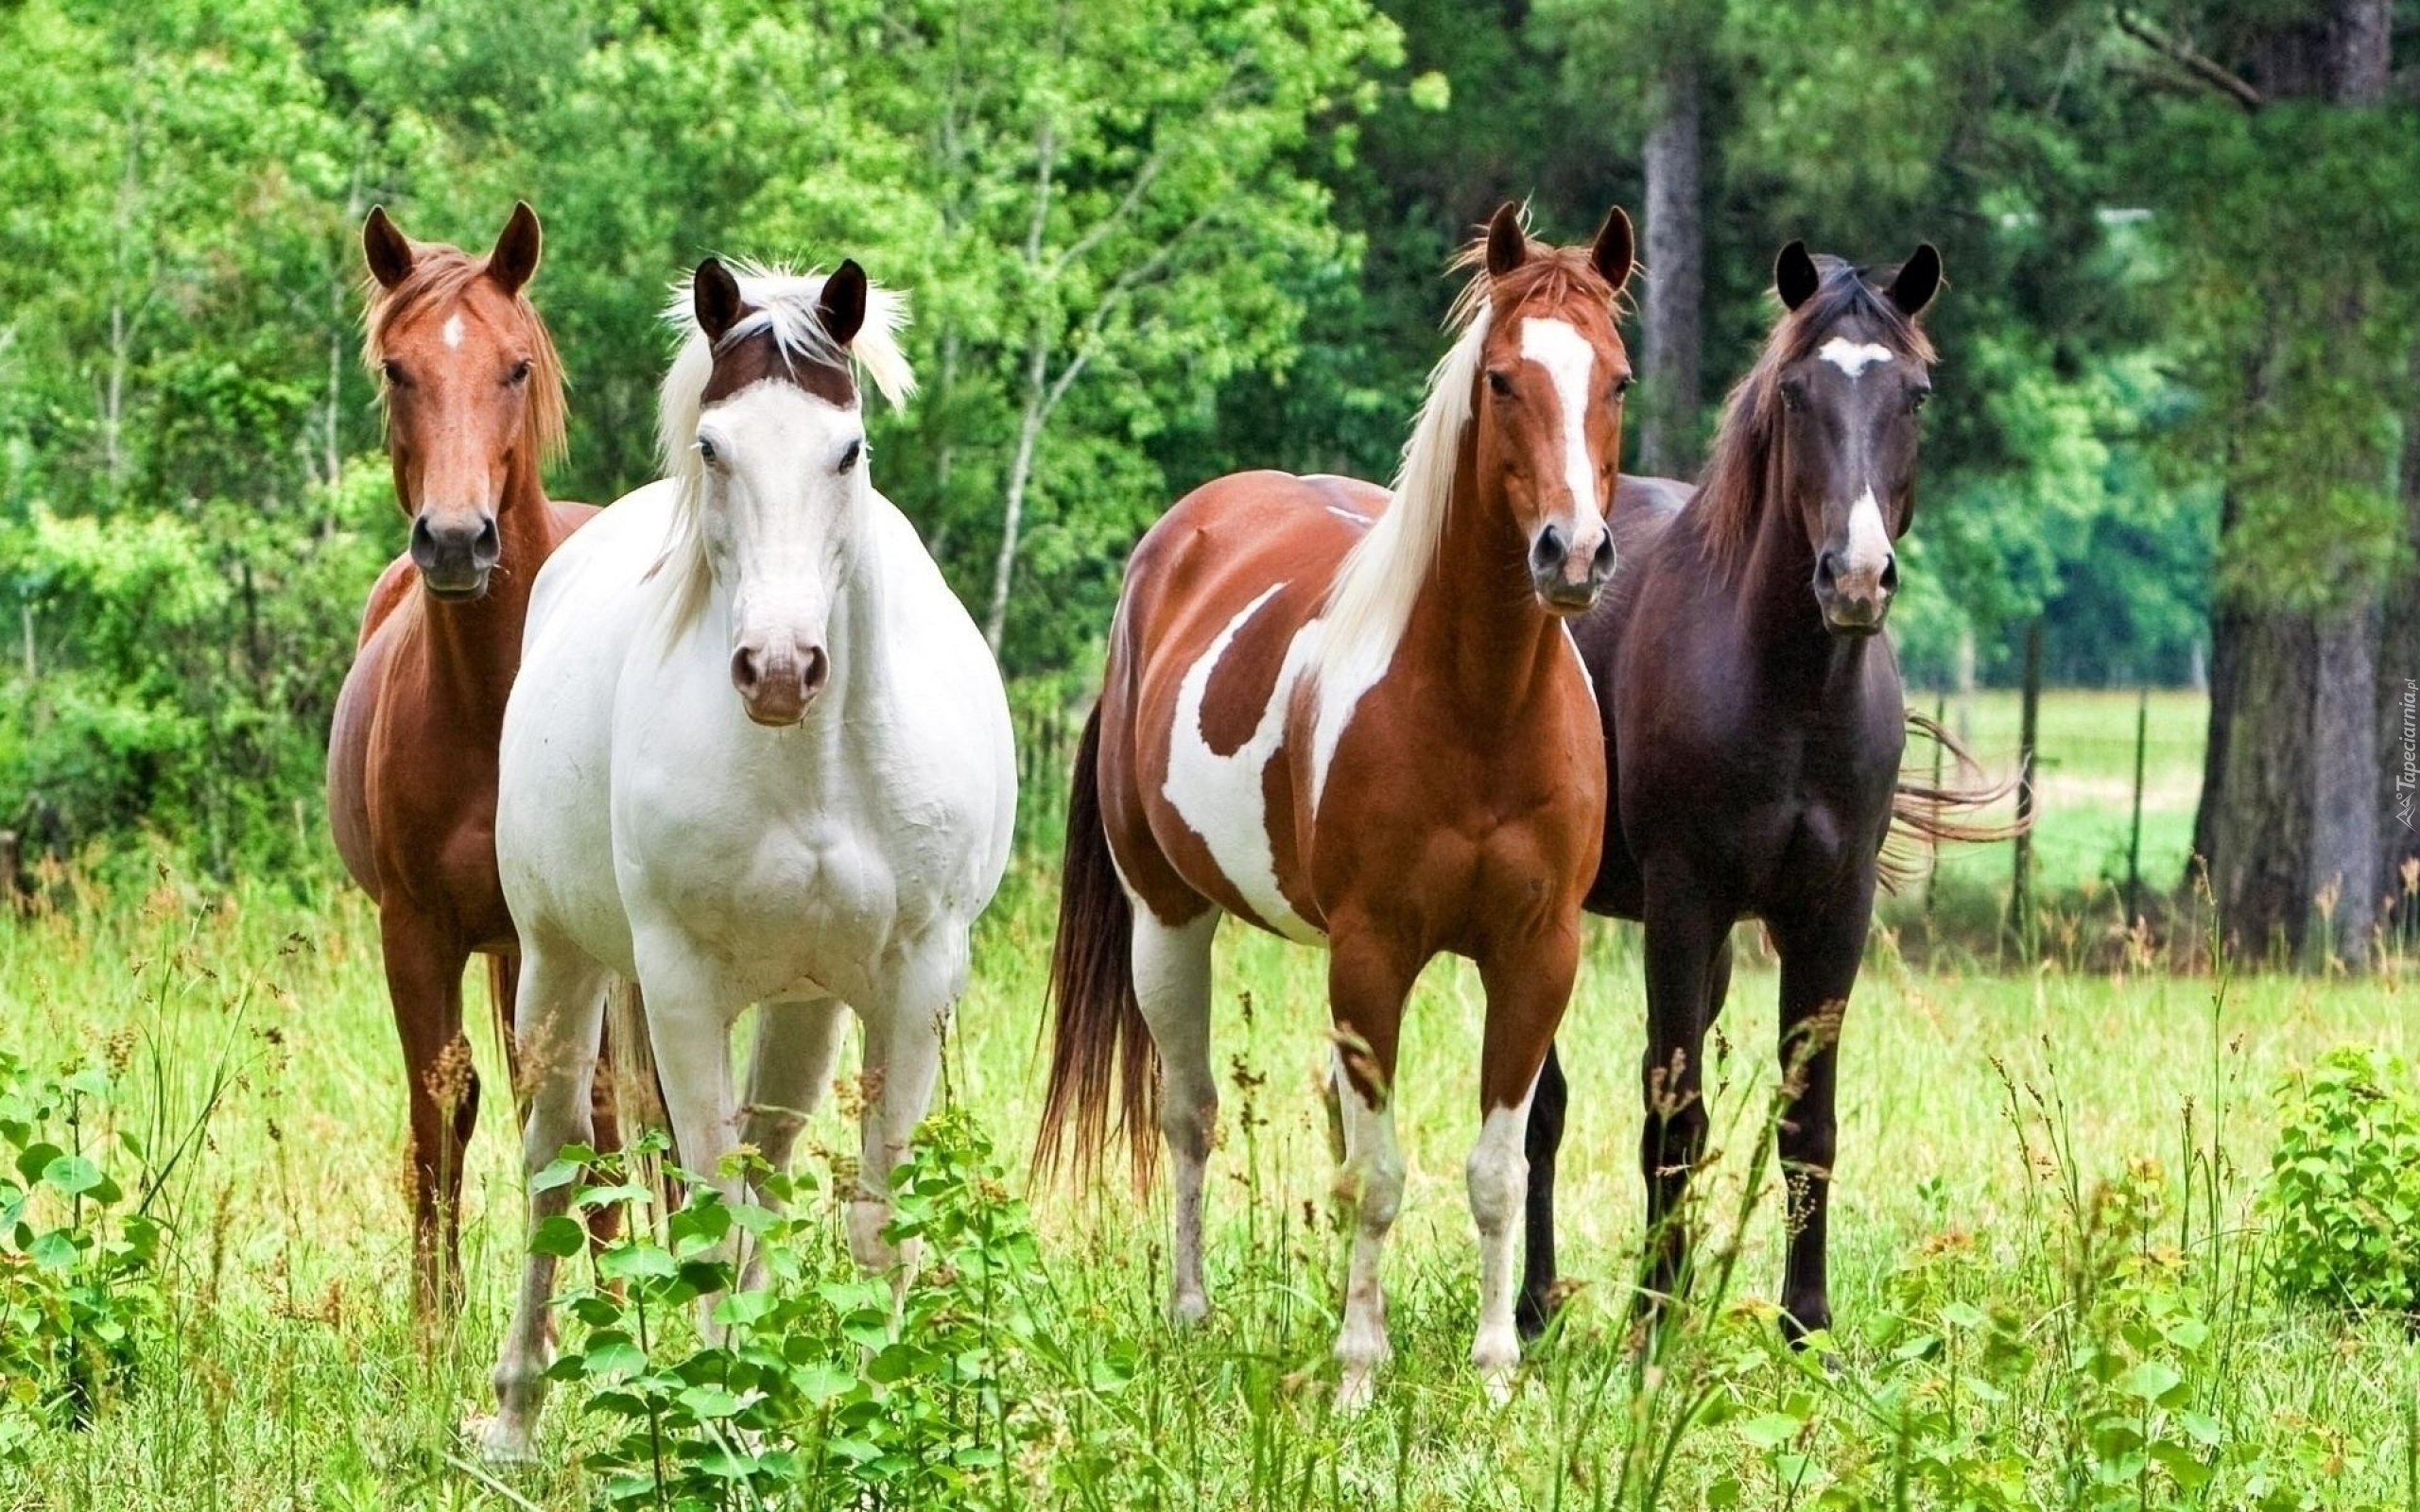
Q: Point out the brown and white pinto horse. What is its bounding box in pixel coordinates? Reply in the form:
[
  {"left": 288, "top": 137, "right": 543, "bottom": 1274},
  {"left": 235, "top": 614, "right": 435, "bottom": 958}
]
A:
[
  {"left": 1515, "top": 242, "right": 1999, "bottom": 1348},
  {"left": 327, "top": 203, "right": 620, "bottom": 1314},
  {"left": 1041, "top": 205, "right": 1633, "bottom": 1406}
]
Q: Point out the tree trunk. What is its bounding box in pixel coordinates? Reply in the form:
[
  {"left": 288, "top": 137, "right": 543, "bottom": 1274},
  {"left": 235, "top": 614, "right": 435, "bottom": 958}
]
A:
[
  {"left": 1635, "top": 49, "right": 1703, "bottom": 479},
  {"left": 2186, "top": 0, "right": 2394, "bottom": 966},
  {"left": 2377, "top": 343, "right": 2420, "bottom": 933},
  {"left": 2204, "top": 610, "right": 2319, "bottom": 960},
  {"left": 984, "top": 335, "right": 1051, "bottom": 657},
  {"left": 2309, "top": 603, "right": 2379, "bottom": 964}
]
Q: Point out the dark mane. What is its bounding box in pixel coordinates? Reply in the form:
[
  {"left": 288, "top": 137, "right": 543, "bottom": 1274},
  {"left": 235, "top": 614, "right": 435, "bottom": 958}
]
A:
[
  {"left": 1691, "top": 256, "right": 1937, "bottom": 579},
  {"left": 361, "top": 246, "right": 569, "bottom": 469}
]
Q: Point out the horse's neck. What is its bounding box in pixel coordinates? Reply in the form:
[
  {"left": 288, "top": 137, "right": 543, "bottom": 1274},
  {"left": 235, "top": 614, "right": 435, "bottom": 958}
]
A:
[
  {"left": 1398, "top": 444, "right": 1568, "bottom": 717},
  {"left": 415, "top": 453, "right": 550, "bottom": 703}
]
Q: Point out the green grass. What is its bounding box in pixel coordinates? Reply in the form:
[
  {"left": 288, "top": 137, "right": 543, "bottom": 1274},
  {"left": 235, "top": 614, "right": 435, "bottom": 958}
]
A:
[{"left": 6, "top": 841, "right": 2420, "bottom": 1508}]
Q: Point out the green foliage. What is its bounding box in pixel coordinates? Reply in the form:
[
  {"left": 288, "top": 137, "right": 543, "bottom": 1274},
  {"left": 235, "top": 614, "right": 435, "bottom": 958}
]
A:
[
  {"left": 0, "top": 1051, "right": 160, "bottom": 1457},
  {"left": 544, "top": 1107, "right": 1070, "bottom": 1510},
  {"left": 2261, "top": 1045, "right": 2420, "bottom": 1314}
]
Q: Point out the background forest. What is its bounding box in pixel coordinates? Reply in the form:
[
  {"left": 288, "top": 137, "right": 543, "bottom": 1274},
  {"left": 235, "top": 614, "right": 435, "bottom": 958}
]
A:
[{"left": 0, "top": 0, "right": 2413, "bottom": 961}]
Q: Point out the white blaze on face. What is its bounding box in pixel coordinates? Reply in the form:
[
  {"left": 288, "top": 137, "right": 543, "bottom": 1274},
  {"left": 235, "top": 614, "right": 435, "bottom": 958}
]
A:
[
  {"left": 441, "top": 312, "right": 466, "bottom": 352},
  {"left": 1818, "top": 337, "right": 1893, "bottom": 379},
  {"left": 1518, "top": 318, "right": 1599, "bottom": 522},
  {"left": 1842, "top": 487, "right": 1893, "bottom": 579}
]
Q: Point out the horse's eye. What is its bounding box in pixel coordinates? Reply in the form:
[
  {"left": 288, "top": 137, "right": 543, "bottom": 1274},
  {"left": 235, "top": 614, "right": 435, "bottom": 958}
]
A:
[
  {"left": 1911, "top": 387, "right": 1931, "bottom": 412},
  {"left": 1486, "top": 370, "right": 1512, "bottom": 398},
  {"left": 697, "top": 436, "right": 719, "bottom": 466},
  {"left": 381, "top": 359, "right": 407, "bottom": 387},
  {"left": 838, "top": 439, "right": 863, "bottom": 473},
  {"left": 507, "top": 359, "right": 532, "bottom": 387},
  {"left": 1613, "top": 375, "right": 1635, "bottom": 400},
  {"left": 1779, "top": 380, "right": 1806, "bottom": 412}
]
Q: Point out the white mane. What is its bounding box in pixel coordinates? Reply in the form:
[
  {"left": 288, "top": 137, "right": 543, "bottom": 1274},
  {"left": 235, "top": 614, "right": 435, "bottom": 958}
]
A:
[
  {"left": 649, "top": 263, "right": 916, "bottom": 634},
  {"left": 1317, "top": 279, "right": 1492, "bottom": 672}
]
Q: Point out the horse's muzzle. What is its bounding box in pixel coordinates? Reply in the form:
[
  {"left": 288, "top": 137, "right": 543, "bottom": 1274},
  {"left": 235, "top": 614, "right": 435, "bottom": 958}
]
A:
[
  {"left": 731, "top": 639, "right": 831, "bottom": 727},
  {"left": 412, "top": 512, "right": 501, "bottom": 600}
]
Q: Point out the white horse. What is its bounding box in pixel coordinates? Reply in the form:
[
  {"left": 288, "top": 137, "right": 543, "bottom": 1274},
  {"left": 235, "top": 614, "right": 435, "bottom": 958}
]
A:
[{"left": 480, "top": 257, "right": 1016, "bottom": 1459}]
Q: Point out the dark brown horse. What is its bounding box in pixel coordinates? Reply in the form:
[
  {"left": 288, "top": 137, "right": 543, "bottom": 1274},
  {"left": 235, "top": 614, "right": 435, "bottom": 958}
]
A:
[
  {"left": 327, "top": 203, "right": 620, "bottom": 1314},
  {"left": 1041, "top": 205, "right": 1633, "bottom": 1407},
  {"left": 1517, "top": 241, "right": 2000, "bottom": 1345}
]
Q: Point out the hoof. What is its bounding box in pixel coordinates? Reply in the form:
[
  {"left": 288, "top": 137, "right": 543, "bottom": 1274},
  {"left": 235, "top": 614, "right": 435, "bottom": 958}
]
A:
[
  {"left": 1335, "top": 1363, "right": 1378, "bottom": 1415},
  {"left": 1473, "top": 1326, "right": 1520, "bottom": 1404},
  {"left": 466, "top": 1412, "right": 535, "bottom": 1466}
]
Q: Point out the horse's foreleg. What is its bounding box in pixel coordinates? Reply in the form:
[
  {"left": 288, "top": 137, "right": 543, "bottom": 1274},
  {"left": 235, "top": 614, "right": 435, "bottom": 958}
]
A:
[
  {"left": 381, "top": 912, "right": 473, "bottom": 1321},
  {"left": 1636, "top": 889, "right": 1725, "bottom": 1334},
  {"left": 1129, "top": 905, "right": 1219, "bottom": 1325},
  {"left": 1473, "top": 930, "right": 1581, "bottom": 1400},
  {"left": 1324, "top": 920, "right": 1422, "bottom": 1413},
  {"left": 1516, "top": 1044, "right": 1568, "bottom": 1339},
  {"left": 1770, "top": 896, "right": 1870, "bottom": 1345},
  {"left": 483, "top": 934, "right": 610, "bottom": 1463}
]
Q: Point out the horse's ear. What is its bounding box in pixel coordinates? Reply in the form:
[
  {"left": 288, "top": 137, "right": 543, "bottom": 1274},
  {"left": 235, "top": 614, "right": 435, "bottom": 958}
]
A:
[
  {"left": 1886, "top": 244, "right": 1942, "bottom": 318},
  {"left": 693, "top": 257, "right": 744, "bottom": 344},
  {"left": 1484, "top": 203, "right": 1527, "bottom": 278},
  {"left": 1774, "top": 240, "right": 1819, "bottom": 311},
  {"left": 819, "top": 259, "right": 868, "bottom": 347},
  {"left": 1590, "top": 206, "right": 1634, "bottom": 292},
  {"left": 487, "top": 201, "right": 543, "bottom": 296},
  {"left": 363, "top": 206, "right": 414, "bottom": 290}
]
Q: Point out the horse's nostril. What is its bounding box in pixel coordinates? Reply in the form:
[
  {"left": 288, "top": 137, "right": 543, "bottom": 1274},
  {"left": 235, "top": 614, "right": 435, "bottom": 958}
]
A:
[
  {"left": 409, "top": 515, "right": 436, "bottom": 556},
  {"left": 800, "top": 646, "right": 830, "bottom": 696},
  {"left": 1591, "top": 533, "right": 1616, "bottom": 576},
  {"left": 1879, "top": 556, "right": 1900, "bottom": 594},
  {"left": 475, "top": 516, "right": 500, "bottom": 560},
  {"left": 1531, "top": 524, "right": 1566, "bottom": 574},
  {"left": 729, "top": 646, "right": 760, "bottom": 694},
  {"left": 1816, "top": 550, "right": 1841, "bottom": 590}
]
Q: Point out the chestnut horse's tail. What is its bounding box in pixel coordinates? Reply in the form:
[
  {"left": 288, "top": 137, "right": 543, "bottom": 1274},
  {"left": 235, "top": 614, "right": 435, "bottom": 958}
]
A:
[
  {"left": 604, "top": 978, "right": 666, "bottom": 1140},
  {"left": 1034, "top": 704, "right": 1158, "bottom": 1190},
  {"left": 1883, "top": 709, "right": 2028, "bottom": 890}
]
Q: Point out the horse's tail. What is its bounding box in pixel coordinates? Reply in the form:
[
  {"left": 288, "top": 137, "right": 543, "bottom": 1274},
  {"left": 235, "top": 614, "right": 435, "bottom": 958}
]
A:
[
  {"left": 1034, "top": 703, "right": 1157, "bottom": 1190},
  {"left": 600, "top": 977, "right": 679, "bottom": 1221},
  {"left": 603, "top": 978, "right": 666, "bottom": 1138},
  {"left": 1882, "top": 709, "right": 2029, "bottom": 890}
]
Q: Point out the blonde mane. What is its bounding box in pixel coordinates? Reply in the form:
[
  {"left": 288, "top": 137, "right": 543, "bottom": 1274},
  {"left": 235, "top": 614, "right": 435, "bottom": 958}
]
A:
[
  {"left": 649, "top": 263, "right": 916, "bottom": 635},
  {"left": 1317, "top": 223, "right": 1622, "bottom": 674}
]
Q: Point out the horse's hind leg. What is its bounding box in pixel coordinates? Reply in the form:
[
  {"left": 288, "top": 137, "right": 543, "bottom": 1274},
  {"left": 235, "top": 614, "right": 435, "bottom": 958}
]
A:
[
  {"left": 732, "top": 998, "right": 849, "bottom": 1290},
  {"left": 1132, "top": 903, "right": 1219, "bottom": 1324},
  {"left": 1516, "top": 1044, "right": 1568, "bottom": 1339},
  {"left": 483, "top": 930, "right": 611, "bottom": 1463},
  {"left": 380, "top": 910, "right": 474, "bottom": 1319},
  {"left": 850, "top": 943, "right": 965, "bottom": 1292}
]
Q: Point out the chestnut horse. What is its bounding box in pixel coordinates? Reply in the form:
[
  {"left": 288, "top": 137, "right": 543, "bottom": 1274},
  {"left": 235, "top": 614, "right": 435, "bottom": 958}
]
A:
[
  {"left": 327, "top": 203, "right": 621, "bottom": 1313},
  {"left": 1041, "top": 205, "right": 1633, "bottom": 1407},
  {"left": 1515, "top": 242, "right": 1998, "bottom": 1346}
]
